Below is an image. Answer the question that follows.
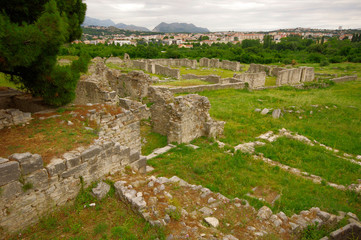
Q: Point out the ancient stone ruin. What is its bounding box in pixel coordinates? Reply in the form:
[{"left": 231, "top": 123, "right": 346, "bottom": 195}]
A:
[
  {"left": 75, "top": 62, "right": 152, "bottom": 104},
  {"left": 247, "top": 63, "right": 315, "bottom": 86},
  {"left": 148, "top": 87, "right": 225, "bottom": 143},
  {"left": 234, "top": 72, "right": 266, "bottom": 89}
]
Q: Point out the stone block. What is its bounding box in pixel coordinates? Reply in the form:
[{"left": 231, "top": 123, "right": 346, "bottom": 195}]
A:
[
  {"left": 46, "top": 158, "right": 67, "bottom": 177},
  {"left": 63, "top": 152, "right": 81, "bottom": 169},
  {"left": 0, "top": 161, "right": 20, "bottom": 186},
  {"left": 25, "top": 169, "right": 49, "bottom": 189},
  {"left": 92, "top": 181, "right": 111, "bottom": 200},
  {"left": 130, "top": 150, "right": 140, "bottom": 163},
  {"left": 0, "top": 181, "right": 22, "bottom": 199},
  {"left": 62, "top": 162, "right": 88, "bottom": 179},
  {"left": 130, "top": 156, "right": 147, "bottom": 173},
  {"left": 10, "top": 153, "right": 43, "bottom": 175},
  {"left": 81, "top": 145, "right": 102, "bottom": 161}
]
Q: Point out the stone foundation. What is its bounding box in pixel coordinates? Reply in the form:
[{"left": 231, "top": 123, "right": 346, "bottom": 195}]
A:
[
  {"left": 331, "top": 75, "right": 358, "bottom": 83},
  {"left": 276, "top": 67, "right": 314, "bottom": 86},
  {"left": 148, "top": 87, "right": 224, "bottom": 143},
  {"left": 0, "top": 109, "right": 32, "bottom": 129},
  {"left": 234, "top": 72, "right": 266, "bottom": 89}
]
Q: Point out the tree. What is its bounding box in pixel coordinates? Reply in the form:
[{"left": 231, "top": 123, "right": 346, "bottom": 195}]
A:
[{"left": 0, "top": 0, "right": 87, "bottom": 106}]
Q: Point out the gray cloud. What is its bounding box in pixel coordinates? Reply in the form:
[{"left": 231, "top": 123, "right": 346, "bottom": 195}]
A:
[{"left": 84, "top": 0, "right": 361, "bottom": 31}]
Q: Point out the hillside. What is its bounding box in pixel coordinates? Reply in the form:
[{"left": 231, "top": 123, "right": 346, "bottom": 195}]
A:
[{"left": 153, "top": 22, "right": 209, "bottom": 33}]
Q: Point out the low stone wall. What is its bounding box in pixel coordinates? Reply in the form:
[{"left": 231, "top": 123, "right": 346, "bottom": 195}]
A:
[
  {"left": 220, "top": 60, "right": 242, "bottom": 71},
  {"left": 199, "top": 58, "right": 220, "bottom": 68},
  {"left": 276, "top": 67, "right": 315, "bottom": 86},
  {"left": 149, "top": 58, "right": 197, "bottom": 69},
  {"left": 234, "top": 72, "right": 266, "bottom": 89},
  {"left": 0, "top": 105, "right": 145, "bottom": 233},
  {"left": 0, "top": 109, "right": 32, "bottom": 129},
  {"left": 105, "top": 57, "right": 123, "bottom": 64},
  {"left": 132, "top": 60, "right": 148, "bottom": 71},
  {"left": 153, "top": 82, "right": 245, "bottom": 94},
  {"left": 331, "top": 75, "right": 358, "bottom": 83},
  {"left": 247, "top": 63, "right": 286, "bottom": 77},
  {"left": 154, "top": 64, "right": 181, "bottom": 79},
  {"left": 149, "top": 87, "right": 224, "bottom": 143}
]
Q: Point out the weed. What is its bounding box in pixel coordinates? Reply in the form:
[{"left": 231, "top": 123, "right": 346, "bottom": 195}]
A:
[
  {"left": 93, "top": 222, "right": 108, "bottom": 236},
  {"left": 39, "top": 215, "right": 58, "bottom": 230}
]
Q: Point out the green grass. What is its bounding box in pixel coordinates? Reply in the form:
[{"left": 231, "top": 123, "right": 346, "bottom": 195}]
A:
[
  {"left": 148, "top": 140, "right": 361, "bottom": 218},
  {"left": 305, "top": 62, "right": 361, "bottom": 80},
  {"left": 6, "top": 181, "right": 165, "bottom": 240},
  {"left": 265, "top": 76, "right": 277, "bottom": 86},
  {"left": 140, "top": 120, "right": 168, "bottom": 155},
  {"left": 198, "top": 82, "right": 361, "bottom": 155},
  {"left": 255, "top": 137, "right": 361, "bottom": 185},
  {"left": 153, "top": 79, "right": 212, "bottom": 87},
  {"left": 179, "top": 66, "right": 243, "bottom": 78}
]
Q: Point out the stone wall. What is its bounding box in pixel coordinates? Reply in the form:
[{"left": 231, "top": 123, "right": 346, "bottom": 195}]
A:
[
  {"left": 132, "top": 60, "right": 148, "bottom": 71},
  {"left": 148, "top": 58, "right": 197, "bottom": 69},
  {"left": 105, "top": 57, "right": 123, "bottom": 64},
  {"left": 0, "top": 109, "right": 32, "bottom": 130},
  {"left": 154, "top": 64, "right": 181, "bottom": 79},
  {"left": 75, "top": 63, "right": 152, "bottom": 104},
  {"left": 246, "top": 64, "right": 286, "bottom": 77},
  {"left": 331, "top": 75, "right": 358, "bottom": 83},
  {"left": 234, "top": 72, "right": 266, "bottom": 89},
  {"left": 0, "top": 106, "right": 145, "bottom": 232},
  {"left": 199, "top": 58, "right": 220, "bottom": 68},
  {"left": 276, "top": 67, "right": 315, "bottom": 86},
  {"left": 220, "top": 60, "right": 242, "bottom": 71},
  {"left": 148, "top": 87, "right": 225, "bottom": 143},
  {"left": 159, "top": 82, "right": 246, "bottom": 94},
  {"left": 118, "top": 98, "right": 151, "bottom": 120}
]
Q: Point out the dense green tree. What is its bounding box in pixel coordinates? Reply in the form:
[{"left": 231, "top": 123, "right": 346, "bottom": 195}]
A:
[{"left": 0, "top": 0, "right": 87, "bottom": 106}]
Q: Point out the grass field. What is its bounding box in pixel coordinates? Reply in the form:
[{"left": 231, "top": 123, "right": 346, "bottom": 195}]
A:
[
  {"left": 148, "top": 80, "right": 361, "bottom": 221},
  {"left": 178, "top": 66, "right": 246, "bottom": 78}
]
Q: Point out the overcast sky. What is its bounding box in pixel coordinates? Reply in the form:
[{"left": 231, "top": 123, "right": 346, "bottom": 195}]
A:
[{"left": 84, "top": 0, "right": 361, "bottom": 32}]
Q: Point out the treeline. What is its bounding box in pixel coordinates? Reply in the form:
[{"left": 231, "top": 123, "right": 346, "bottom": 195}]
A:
[{"left": 61, "top": 35, "right": 361, "bottom": 64}]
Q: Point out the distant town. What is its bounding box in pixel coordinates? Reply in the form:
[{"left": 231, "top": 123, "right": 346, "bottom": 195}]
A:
[{"left": 76, "top": 25, "right": 361, "bottom": 48}]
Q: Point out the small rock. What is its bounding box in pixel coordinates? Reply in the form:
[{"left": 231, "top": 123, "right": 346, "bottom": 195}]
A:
[
  {"left": 92, "top": 181, "right": 110, "bottom": 200},
  {"left": 204, "top": 217, "right": 219, "bottom": 228},
  {"left": 67, "top": 121, "right": 74, "bottom": 126},
  {"left": 257, "top": 206, "right": 273, "bottom": 220},
  {"left": 272, "top": 109, "right": 282, "bottom": 119},
  {"left": 164, "top": 214, "right": 171, "bottom": 224},
  {"left": 208, "top": 197, "right": 217, "bottom": 204},
  {"left": 247, "top": 226, "right": 256, "bottom": 231},
  {"left": 254, "top": 108, "right": 261, "bottom": 112},
  {"left": 347, "top": 212, "right": 359, "bottom": 221},
  {"left": 260, "top": 108, "right": 269, "bottom": 115},
  {"left": 199, "top": 207, "right": 214, "bottom": 216},
  {"left": 146, "top": 166, "right": 155, "bottom": 173}
]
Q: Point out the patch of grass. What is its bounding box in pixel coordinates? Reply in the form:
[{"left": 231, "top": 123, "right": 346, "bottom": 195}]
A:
[
  {"left": 149, "top": 141, "right": 361, "bottom": 218},
  {"left": 255, "top": 137, "right": 361, "bottom": 185},
  {"left": 140, "top": 120, "right": 168, "bottom": 155},
  {"left": 265, "top": 76, "right": 277, "bottom": 86},
  {"left": 153, "top": 79, "right": 212, "bottom": 87},
  {"left": 0, "top": 105, "right": 99, "bottom": 164},
  {"left": 198, "top": 81, "right": 361, "bottom": 155}
]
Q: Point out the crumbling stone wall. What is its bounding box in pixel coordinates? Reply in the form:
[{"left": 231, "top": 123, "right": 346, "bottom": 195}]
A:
[
  {"left": 220, "top": 60, "right": 242, "bottom": 71},
  {"left": 105, "top": 57, "right": 123, "bottom": 65},
  {"left": 148, "top": 87, "right": 224, "bottom": 143},
  {"left": 199, "top": 58, "right": 220, "bottom": 68},
  {"left": 234, "top": 72, "right": 266, "bottom": 89},
  {"left": 276, "top": 67, "right": 314, "bottom": 86},
  {"left": 331, "top": 75, "right": 358, "bottom": 83},
  {"left": 247, "top": 64, "right": 286, "bottom": 77},
  {"left": 75, "top": 62, "right": 152, "bottom": 104},
  {"left": 148, "top": 59, "right": 197, "bottom": 69},
  {"left": 0, "top": 107, "right": 145, "bottom": 233},
  {"left": 154, "top": 64, "right": 181, "bottom": 79},
  {"left": 0, "top": 109, "right": 32, "bottom": 129}
]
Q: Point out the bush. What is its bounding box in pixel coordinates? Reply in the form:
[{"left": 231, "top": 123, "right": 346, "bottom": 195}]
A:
[{"left": 319, "top": 59, "right": 330, "bottom": 66}]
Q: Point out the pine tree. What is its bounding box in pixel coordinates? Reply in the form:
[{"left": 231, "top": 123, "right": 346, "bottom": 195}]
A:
[{"left": 0, "top": 0, "right": 87, "bottom": 106}]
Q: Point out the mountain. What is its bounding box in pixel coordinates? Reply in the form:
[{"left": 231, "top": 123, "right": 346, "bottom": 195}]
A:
[
  {"left": 83, "top": 16, "right": 115, "bottom": 27},
  {"left": 153, "top": 22, "right": 209, "bottom": 33},
  {"left": 114, "top": 23, "right": 150, "bottom": 32},
  {"left": 83, "top": 16, "right": 150, "bottom": 32}
]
